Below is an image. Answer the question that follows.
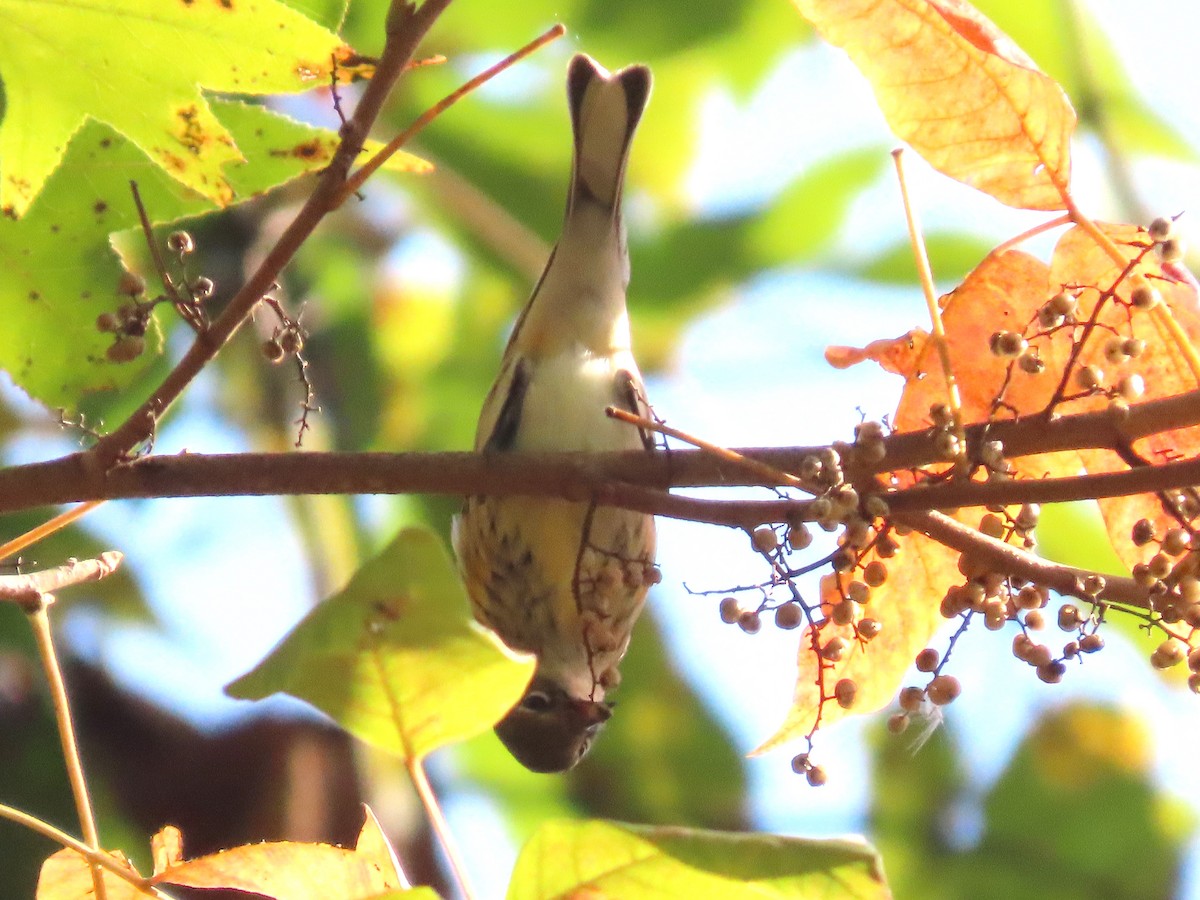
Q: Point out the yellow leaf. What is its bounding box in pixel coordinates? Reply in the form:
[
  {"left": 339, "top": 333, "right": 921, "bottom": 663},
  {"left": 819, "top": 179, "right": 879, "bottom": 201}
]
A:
[{"left": 792, "top": 0, "right": 1075, "bottom": 209}]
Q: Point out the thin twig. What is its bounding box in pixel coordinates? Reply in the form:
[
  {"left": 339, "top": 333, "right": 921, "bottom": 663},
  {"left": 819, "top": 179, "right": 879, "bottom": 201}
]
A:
[
  {"left": 892, "top": 148, "right": 967, "bottom": 461},
  {"left": 91, "top": 0, "right": 456, "bottom": 468},
  {"left": 0, "top": 803, "right": 158, "bottom": 895},
  {"left": 0, "top": 500, "right": 104, "bottom": 561},
  {"left": 0, "top": 552, "right": 124, "bottom": 604},
  {"left": 406, "top": 759, "right": 477, "bottom": 900},
  {"left": 28, "top": 599, "right": 107, "bottom": 900},
  {"left": 336, "top": 22, "right": 567, "bottom": 206}
]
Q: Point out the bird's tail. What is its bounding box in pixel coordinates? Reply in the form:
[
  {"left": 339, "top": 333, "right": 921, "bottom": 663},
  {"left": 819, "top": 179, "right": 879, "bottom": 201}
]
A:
[{"left": 566, "top": 54, "right": 652, "bottom": 217}]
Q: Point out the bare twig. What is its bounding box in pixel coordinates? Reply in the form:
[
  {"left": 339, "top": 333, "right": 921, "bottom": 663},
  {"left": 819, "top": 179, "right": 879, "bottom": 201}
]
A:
[{"left": 0, "top": 552, "right": 124, "bottom": 605}]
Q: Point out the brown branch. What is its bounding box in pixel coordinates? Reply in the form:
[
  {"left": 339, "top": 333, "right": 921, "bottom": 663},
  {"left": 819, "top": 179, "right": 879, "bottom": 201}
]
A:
[
  {"left": 3, "top": 388, "right": 1199, "bottom": 516},
  {"left": 90, "top": 0, "right": 454, "bottom": 469}
]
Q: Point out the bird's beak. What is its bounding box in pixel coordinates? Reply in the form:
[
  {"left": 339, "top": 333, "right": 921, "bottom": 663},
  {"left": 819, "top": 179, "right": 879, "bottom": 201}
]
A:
[{"left": 569, "top": 699, "right": 612, "bottom": 726}]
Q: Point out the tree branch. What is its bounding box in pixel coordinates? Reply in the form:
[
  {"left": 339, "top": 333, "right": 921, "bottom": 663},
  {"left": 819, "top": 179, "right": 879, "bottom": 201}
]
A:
[
  {"left": 3, "top": 388, "right": 1199, "bottom": 521},
  {"left": 90, "top": 0, "right": 454, "bottom": 468}
]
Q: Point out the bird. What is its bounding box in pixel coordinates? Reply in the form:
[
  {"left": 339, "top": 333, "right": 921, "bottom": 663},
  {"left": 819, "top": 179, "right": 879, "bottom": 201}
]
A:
[{"left": 453, "top": 53, "right": 656, "bottom": 773}]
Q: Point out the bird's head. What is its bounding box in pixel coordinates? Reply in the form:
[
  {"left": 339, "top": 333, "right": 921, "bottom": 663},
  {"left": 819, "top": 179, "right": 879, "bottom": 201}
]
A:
[{"left": 494, "top": 676, "right": 612, "bottom": 773}]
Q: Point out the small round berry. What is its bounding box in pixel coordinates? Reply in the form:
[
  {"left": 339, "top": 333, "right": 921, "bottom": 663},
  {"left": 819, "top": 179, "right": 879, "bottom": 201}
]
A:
[
  {"left": 788, "top": 524, "right": 813, "bottom": 551},
  {"left": 875, "top": 535, "right": 899, "bottom": 559},
  {"left": 1038, "top": 304, "right": 1065, "bottom": 329},
  {"left": 929, "top": 403, "right": 953, "bottom": 427},
  {"left": 1014, "top": 504, "right": 1040, "bottom": 533},
  {"left": 1012, "top": 633, "right": 1034, "bottom": 661},
  {"left": 1159, "top": 237, "right": 1185, "bottom": 263},
  {"left": 188, "top": 276, "right": 215, "bottom": 301},
  {"left": 1027, "top": 643, "right": 1053, "bottom": 668},
  {"left": 1189, "top": 673, "right": 1200, "bottom": 695},
  {"left": 95, "top": 312, "right": 120, "bottom": 333},
  {"left": 1063, "top": 641, "right": 1079, "bottom": 659},
  {"left": 1149, "top": 553, "right": 1173, "bottom": 580},
  {"left": 1075, "top": 365, "right": 1104, "bottom": 390},
  {"left": 167, "top": 230, "right": 195, "bottom": 254},
  {"left": 1148, "top": 216, "right": 1174, "bottom": 242},
  {"left": 863, "top": 561, "right": 888, "bottom": 588},
  {"left": 737, "top": 610, "right": 762, "bottom": 635},
  {"left": 642, "top": 565, "right": 662, "bottom": 587},
  {"left": 846, "top": 581, "right": 870, "bottom": 605},
  {"left": 106, "top": 335, "right": 145, "bottom": 363},
  {"left": 898, "top": 686, "right": 925, "bottom": 713},
  {"left": 887, "top": 713, "right": 909, "bottom": 734},
  {"left": 809, "top": 498, "right": 833, "bottom": 521},
  {"left": 1103, "top": 336, "right": 1130, "bottom": 365},
  {"left": 1016, "top": 584, "right": 1046, "bottom": 610},
  {"left": 774, "top": 602, "right": 803, "bottom": 630},
  {"left": 1132, "top": 518, "right": 1157, "bottom": 546},
  {"left": 1151, "top": 638, "right": 1186, "bottom": 669},
  {"left": 1130, "top": 284, "right": 1160, "bottom": 310},
  {"left": 1058, "top": 604, "right": 1080, "bottom": 631},
  {"left": 117, "top": 270, "right": 146, "bottom": 296},
  {"left": 790, "top": 753, "right": 809, "bottom": 774},
  {"left": 864, "top": 495, "right": 890, "bottom": 519},
  {"left": 990, "top": 331, "right": 1027, "bottom": 358},
  {"left": 1037, "top": 661, "right": 1066, "bottom": 684},
  {"left": 821, "top": 637, "right": 848, "bottom": 661},
  {"left": 751, "top": 527, "right": 779, "bottom": 553},
  {"left": 834, "top": 678, "right": 858, "bottom": 709},
  {"left": 1080, "top": 632, "right": 1104, "bottom": 653},
  {"left": 979, "top": 514, "right": 1005, "bottom": 540},
  {"left": 830, "top": 549, "right": 856, "bottom": 573},
  {"left": 1123, "top": 337, "right": 1147, "bottom": 358},
  {"left": 830, "top": 601, "right": 856, "bottom": 626},
  {"left": 1048, "top": 291, "right": 1077, "bottom": 316},
  {"left": 1018, "top": 351, "right": 1045, "bottom": 375},
  {"left": 1118, "top": 373, "right": 1145, "bottom": 401},
  {"left": 1163, "top": 528, "right": 1191, "bottom": 557},
  {"left": 926, "top": 674, "right": 961, "bottom": 706},
  {"left": 915, "top": 648, "right": 939, "bottom": 673},
  {"left": 806, "top": 765, "right": 828, "bottom": 787},
  {"left": 719, "top": 597, "right": 741, "bottom": 624},
  {"left": 857, "top": 617, "right": 881, "bottom": 639},
  {"left": 263, "top": 339, "right": 286, "bottom": 363}
]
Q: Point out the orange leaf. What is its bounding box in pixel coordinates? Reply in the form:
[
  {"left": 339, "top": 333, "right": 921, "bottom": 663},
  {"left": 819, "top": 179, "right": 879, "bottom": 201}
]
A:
[
  {"left": 1049, "top": 222, "right": 1200, "bottom": 569},
  {"left": 754, "top": 531, "right": 954, "bottom": 752},
  {"left": 792, "top": 0, "right": 1075, "bottom": 209},
  {"left": 37, "top": 848, "right": 145, "bottom": 900},
  {"left": 153, "top": 841, "right": 399, "bottom": 899},
  {"left": 825, "top": 329, "right": 927, "bottom": 375},
  {"left": 151, "top": 825, "right": 184, "bottom": 876}
]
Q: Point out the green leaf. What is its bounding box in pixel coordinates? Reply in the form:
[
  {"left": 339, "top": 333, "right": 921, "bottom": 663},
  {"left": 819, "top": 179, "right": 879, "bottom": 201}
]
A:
[
  {"left": 508, "top": 821, "right": 889, "bottom": 900},
  {"left": 0, "top": 101, "right": 427, "bottom": 411},
  {"left": 226, "top": 526, "right": 535, "bottom": 762},
  {"left": 0, "top": 0, "right": 359, "bottom": 216}
]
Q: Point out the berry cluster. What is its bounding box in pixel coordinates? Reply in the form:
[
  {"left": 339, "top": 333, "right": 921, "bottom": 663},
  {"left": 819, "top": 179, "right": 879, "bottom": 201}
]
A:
[{"left": 96, "top": 230, "right": 213, "bottom": 362}]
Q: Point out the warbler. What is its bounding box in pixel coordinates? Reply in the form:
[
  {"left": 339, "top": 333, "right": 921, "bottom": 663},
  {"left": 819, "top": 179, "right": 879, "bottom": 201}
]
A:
[{"left": 453, "top": 54, "right": 657, "bottom": 773}]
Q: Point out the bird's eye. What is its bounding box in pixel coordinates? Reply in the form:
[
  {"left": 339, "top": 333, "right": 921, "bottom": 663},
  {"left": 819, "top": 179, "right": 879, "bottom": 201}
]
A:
[{"left": 521, "top": 691, "right": 553, "bottom": 712}]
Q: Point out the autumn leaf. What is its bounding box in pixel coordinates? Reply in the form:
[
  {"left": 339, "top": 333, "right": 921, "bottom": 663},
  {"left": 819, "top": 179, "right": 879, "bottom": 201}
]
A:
[
  {"left": 0, "top": 0, "right": 369, "bottom": 216},
  {"left": 508, "top": 820, "right": 889, "bottom": 900},
  {"left": 791, "top": 0, "right": 1075, "bottom": 209},
  {"left": 1047, "top": 222, "right": 1200, "bottom": 570},
  {"left": 37, "top": 848, "right": 144, "bottom": 900},
  {"left": 754, "top": 531, "right": 955, "bottom": 750},
  {"left": 227, "top": 527, "right": 535, "bottom": 762}
]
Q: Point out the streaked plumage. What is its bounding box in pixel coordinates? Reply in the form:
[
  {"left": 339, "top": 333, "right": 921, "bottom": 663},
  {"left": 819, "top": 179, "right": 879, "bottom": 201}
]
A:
[{"left": 453, "top": 54, "right": 655, "bottom": 773}]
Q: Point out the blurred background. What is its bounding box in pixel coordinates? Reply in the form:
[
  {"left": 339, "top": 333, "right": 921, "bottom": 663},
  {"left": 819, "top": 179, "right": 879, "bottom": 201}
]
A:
[{"left": 3, "top": 0, "right": 1200, "bottom": 896}]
